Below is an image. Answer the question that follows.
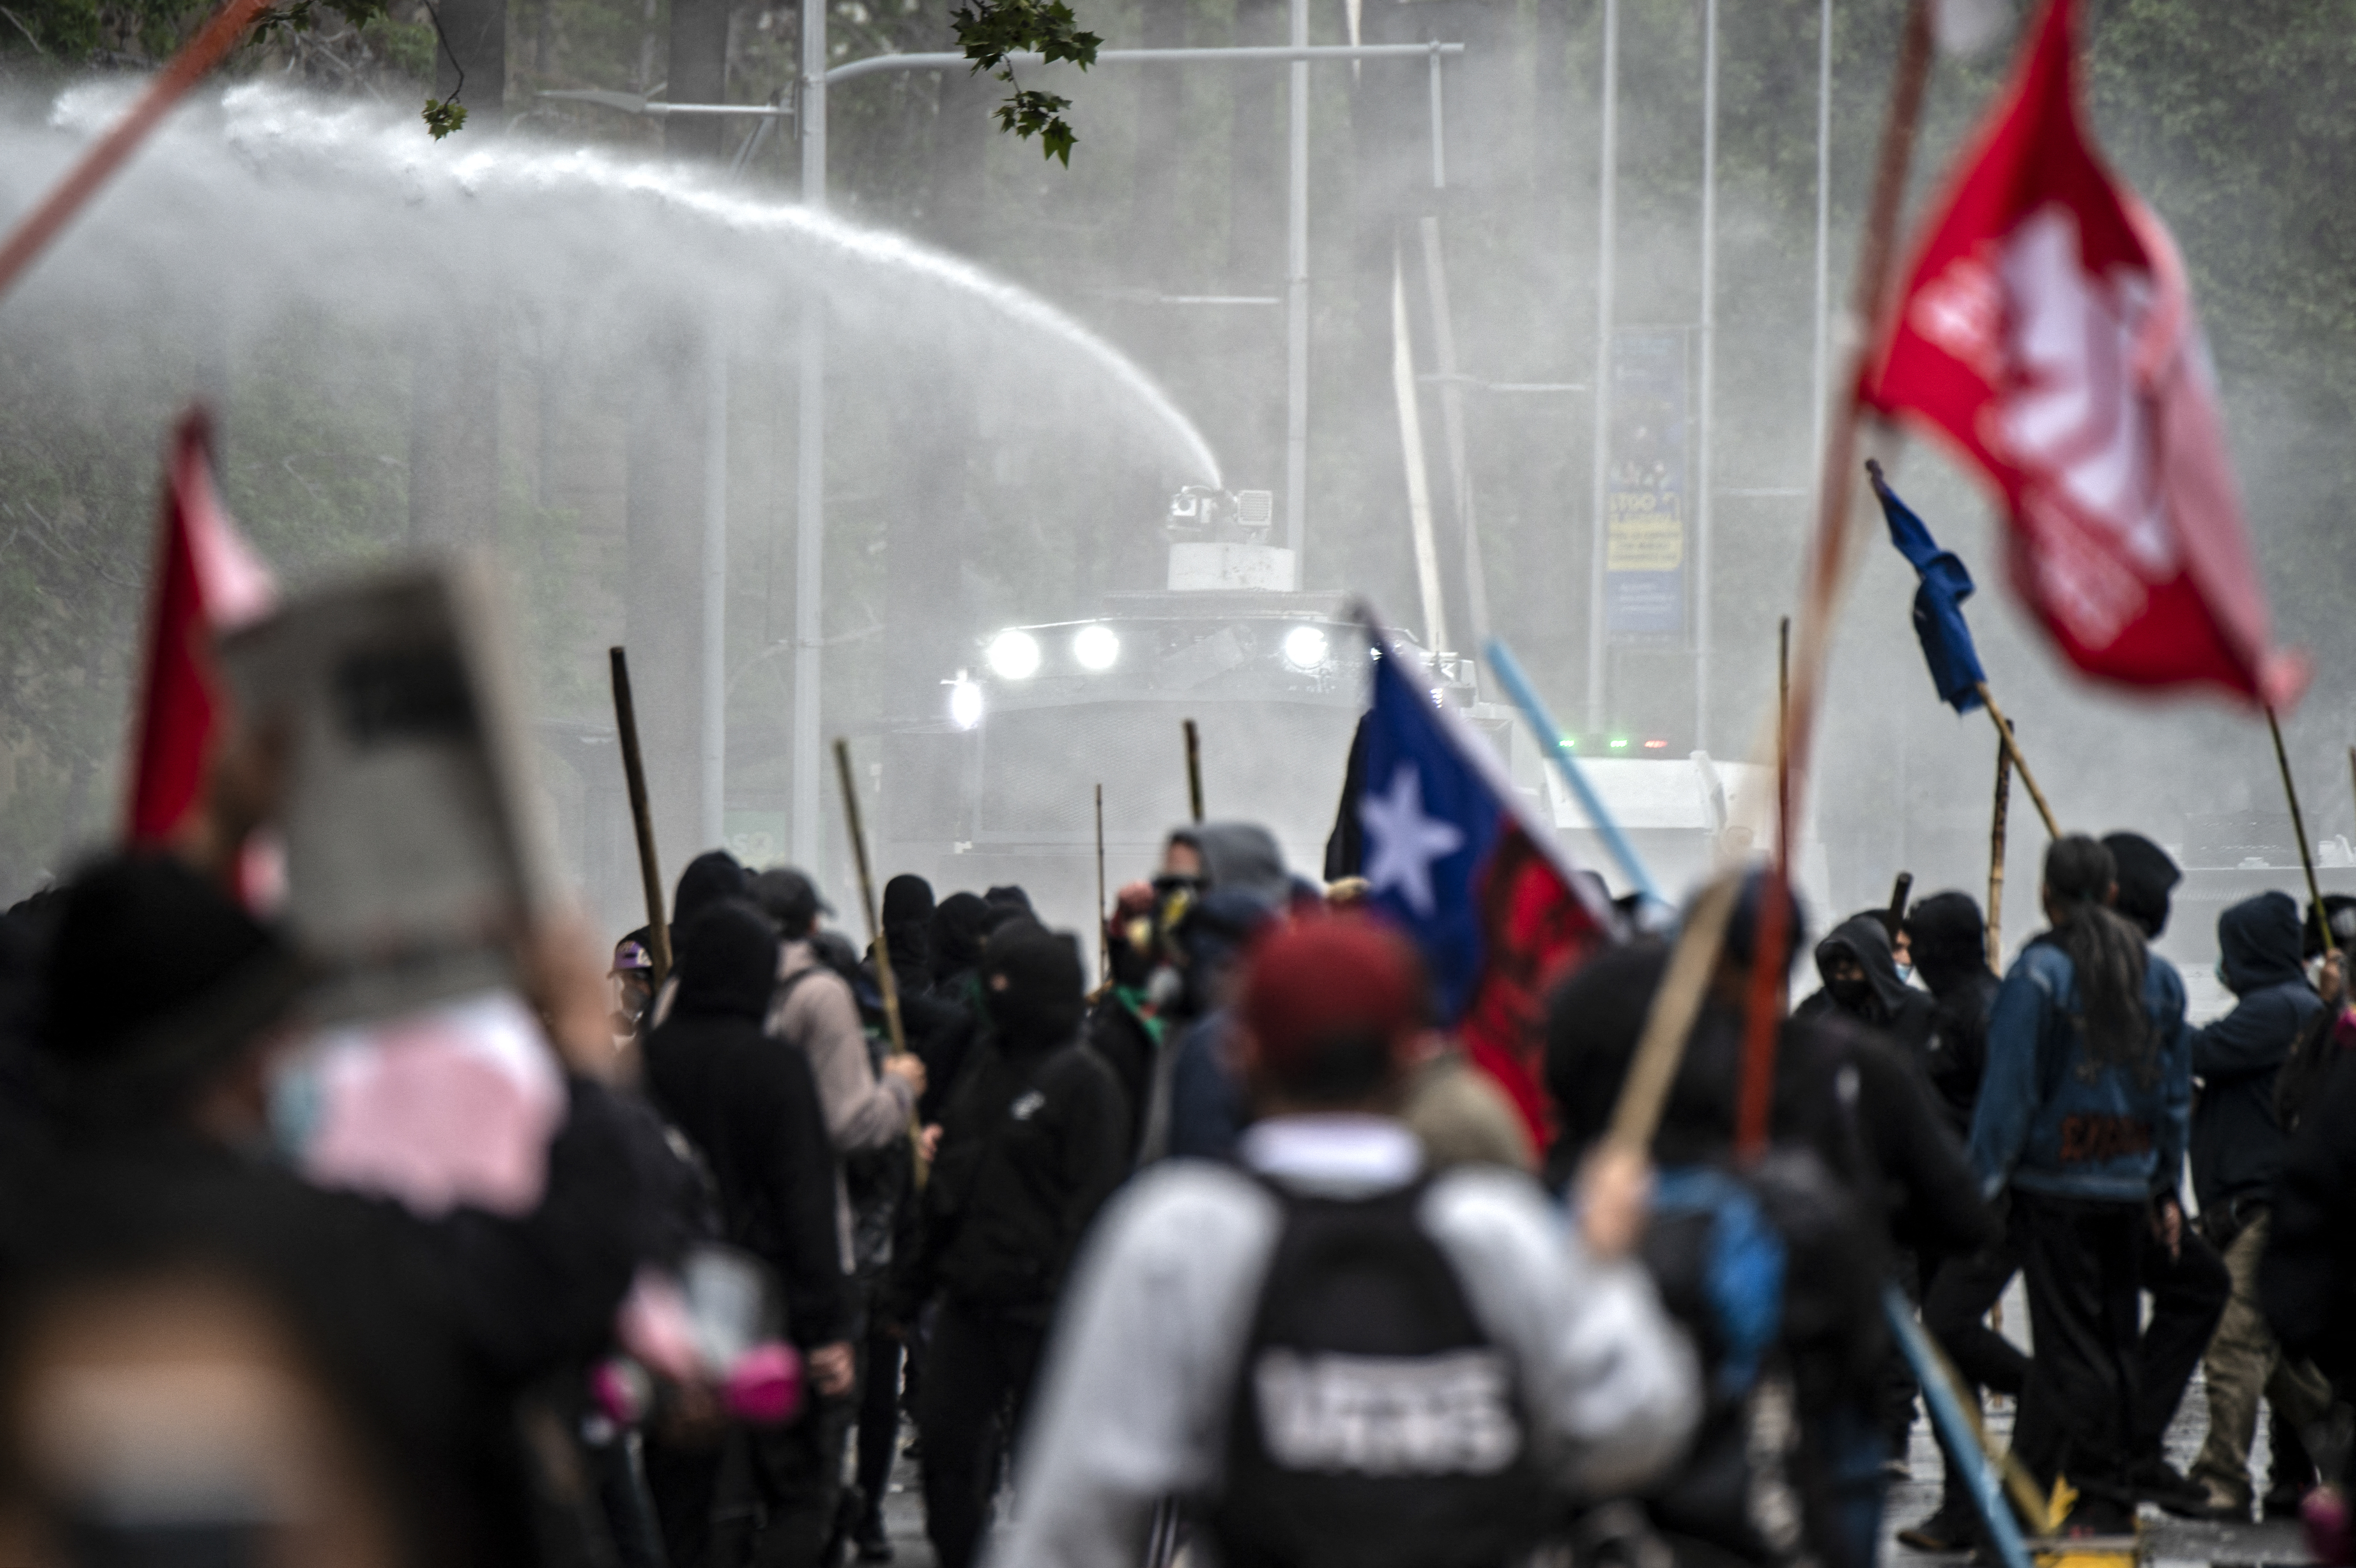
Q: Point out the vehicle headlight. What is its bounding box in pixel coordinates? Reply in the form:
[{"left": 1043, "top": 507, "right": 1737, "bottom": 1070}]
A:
[
  {"left": 986, "top": 629, "right": 1041, "bottom": 680},
  {"left": 1281, "top": 625, "right": 1330, "bottom": 671},
  {"left": 948, "top": 675, "right": 984, "bottom": 730},
  {"left": 1071, "top": 623, "right": 1120, "bottom": 672}
]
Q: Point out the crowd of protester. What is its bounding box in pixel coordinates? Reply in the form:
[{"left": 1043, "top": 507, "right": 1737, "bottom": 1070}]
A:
[{"left": 0, "top": 801, "right": 2351, "bottom": 1568}]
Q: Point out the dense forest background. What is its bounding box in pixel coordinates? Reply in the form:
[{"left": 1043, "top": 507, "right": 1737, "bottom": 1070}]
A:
[{"left": 0, "top": 0, "right": 2351, "bottom": 951}]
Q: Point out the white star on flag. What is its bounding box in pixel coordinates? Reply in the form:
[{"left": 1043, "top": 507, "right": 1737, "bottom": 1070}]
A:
[{"left": 1358, "top": 763, "right": 1464, "bottom": 917}]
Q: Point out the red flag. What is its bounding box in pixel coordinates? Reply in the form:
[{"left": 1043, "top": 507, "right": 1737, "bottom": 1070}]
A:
[
  {"left": 125, "top": 409, "right": 275, "bottom": 847},
  {"left": 1861, "top": 0, "right": 2305, "bottom": 708}
]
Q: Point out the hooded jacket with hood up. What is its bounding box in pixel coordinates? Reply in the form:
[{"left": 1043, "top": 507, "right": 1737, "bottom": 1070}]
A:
[
  {"left": 1903, "top": 892, "right": 1999, "bottom": 1135},
  {"left": 888, "top": 929, "right": 1128, "bottom": 1327},
  {"left": 644, "top": 901, "right": 850, "bottom": 1347},
  {"left": 2191, "top": 890, "right": 2320, "bottom": 1219},
  {"left": 1794, "top": 912, "right": 1939, "bottom": 1062}
]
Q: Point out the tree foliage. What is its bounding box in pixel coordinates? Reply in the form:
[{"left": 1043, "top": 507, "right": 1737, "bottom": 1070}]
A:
[{"left": 951, "top": 0, "right": 1098, "bottom": 164}]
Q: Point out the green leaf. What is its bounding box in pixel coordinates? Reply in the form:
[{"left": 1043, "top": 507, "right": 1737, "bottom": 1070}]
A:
[
  {"left": 421, "top": 97, "right": 468, "bottom": 139},
  {"left": 951, "top": 0, "right": 1098, "bottom": 162}
]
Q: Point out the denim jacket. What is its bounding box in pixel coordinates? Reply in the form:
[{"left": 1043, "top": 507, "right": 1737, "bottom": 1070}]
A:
[{"left": 1967, "top": 940, "right": 2192, "bottom": 1204}]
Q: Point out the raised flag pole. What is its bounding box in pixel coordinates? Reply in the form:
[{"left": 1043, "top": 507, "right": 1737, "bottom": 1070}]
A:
[
  {"left": 1973, "top": 683, "right": 2059, "bottom": 838},
  {"left": 1988, "top": 729, "right": 2012, "bottom": 968},
  {"left": 2266, "top": 707, "right": 2335, "bottom": 960},
  {"left": 1484, "top": 637, "right": 1662, "bottom": 907},
  {"left": 1094, "top": 782, "right": 1109, "bottom": 984},
  {"left": 1740, "top": 0, "right": 1939, "bottom": 1158}
]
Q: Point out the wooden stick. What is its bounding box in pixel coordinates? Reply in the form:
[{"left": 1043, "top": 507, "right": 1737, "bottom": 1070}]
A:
[
  {"left": 1094, "top": 782, "right": 1109, "bottom": 984},
  {"left": 1183, "top": 718, "right": 1204, "bottom": 823},
  {"left": 0, "top": 0, "right": 274, "bottom": 307},
  {"left": 1608, "top": 876, "right": 1741, "bottom": 1155},
  {"left": 1988, "top": 728, "right": 2012, "bottom": 970},
  {"left": 2267, "top": 706, "right": 2334, "bottom": 959},
  {"left": 833, "top": 738, "right": 910, "bottom": 1057},
  {"left": 1738, "top": 620, "right": 1795, "bottom": 1157},
  {"left": 1974, "top": 683, "right": 2058, "bottom": 839},
  {"left": 608, "top": 648, "right": 673, "bottom": 986},
  {"left": 1888, "top": 871, "right": 1914, "bottom": 929}
]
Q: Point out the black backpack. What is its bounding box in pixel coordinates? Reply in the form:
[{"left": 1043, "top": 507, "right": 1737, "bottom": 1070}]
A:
[{"left": 1208, "top": 1178, "right": 1551, "bottom": 1568}]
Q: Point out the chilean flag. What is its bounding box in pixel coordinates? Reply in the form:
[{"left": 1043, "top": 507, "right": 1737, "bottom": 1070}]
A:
[
  {"left": 1861, "top": 0, "right": 2305, "bottom": 708},
  {"left": 125, "top": 408, "right": 275, "bottom": 851},
  {"left": 1339, "top": 613, "right": 1616, "bottom": 1147}
]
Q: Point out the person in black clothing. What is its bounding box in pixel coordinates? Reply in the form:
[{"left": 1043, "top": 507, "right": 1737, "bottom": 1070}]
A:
[
  {"left": 2188, "top": 891, "right": 2334, "bottom": 1518},
  {"left": 1796, "top": 910, "right": 1939, "bottom": 1060},
  {"left": 888, "top": 925, "right": 1128, "bottom": 1568},
  {"left": 642, "top": 900, "right": 855, "bottom": 1568},
  {"left": 2262, "top": 1029, "right": 2356, "bottom": 1435},
  {"left": 1082, "top": 881, "right": 1162, "bottom": 1165},
  {"left": 1904, "top": 892, "right": 1996, "bottom": 1133},
  {"left": 14, "top": 850, "right": 652, "bottom": 1568},
  {"left": 1544, "top": 880, "right": 1997, "bottom": 1568}
]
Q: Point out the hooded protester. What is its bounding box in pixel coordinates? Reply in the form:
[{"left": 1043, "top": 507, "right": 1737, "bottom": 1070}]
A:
[
  {"left": 2262, "top": 1024, "right": 2356, "bottom": 1416},
  {"left": 1163, "top": 820, "right": 1292, "bottom": 907},
  {"left": 1902, "top": 892, "right": 1997, "bottom": 1134},
  {"left": 1159, "top": 886, "right": 1277, "bottom": 1162},
  {"left": 1084, "top": 881, "right": 1164, "bottom": 1164},
  {"left": 889, "top": 925, "right": 1128, "bottom": 1568},
  {"left": 672, "top": 850, "right": 753, "bottom": 952},
  {"left": 1970, "top": 836, "right": 2193, "bottom": 1534},
  {"left": 2186, "top": 890, "right": 2336, "bottom": 1519},
  {"left": 930, "top": 891, "right": 992, "bottom": 995},
  {"left": 980, "top": 885, "right": 1035, "bottom": 932},
  {"left": 641, "top": 899, "right": 853, "bottom": 1568},
  {"left": 1796, "top": 911, "right": 1939, "bottom": 1060},
  {"left": 994, "top": 915, "right": 1699, "bottom": 1568}
]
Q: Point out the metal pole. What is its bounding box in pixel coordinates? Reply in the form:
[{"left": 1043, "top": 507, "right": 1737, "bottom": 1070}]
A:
[
  {"left": 701, "top": 329, "right": 727, "bottom": 848},
  {"left": 1584, "top": 0, "right": 1618, "bottom": 734},
  {"left": 1810, "top": 0, "right": 1831, "bottom": 517},
  {"left": 1426, "top": 42, "right": 1446, "bottom": 190},
  {"left": 823, "top": 40, "right": 1464, "bottom": 83},
  {"left": 792, "top": 0, "right": 826, "bottom": 868},
  {"left": 1695, "top": 0, "right": 1718, "bottom": 751},
  {"left": 1284, "top": 0, "right": 1309, "bottom": 568}
]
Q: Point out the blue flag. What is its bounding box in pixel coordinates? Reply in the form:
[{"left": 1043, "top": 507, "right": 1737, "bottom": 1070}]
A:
[
  {"left": 1870, "top": 462, "right": 1987, "bottom": 714},
  {"left": 1345, "top": 615, "right": 1613, "bottom": 1144}
]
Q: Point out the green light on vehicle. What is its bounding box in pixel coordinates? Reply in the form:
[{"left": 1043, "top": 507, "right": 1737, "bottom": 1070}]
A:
[
  {"left": 1559, "top": 733, "right": 1577, "bottom": 750},
  {"left": 1608, "top": 736, "right": 1630, "bottom": 749}
]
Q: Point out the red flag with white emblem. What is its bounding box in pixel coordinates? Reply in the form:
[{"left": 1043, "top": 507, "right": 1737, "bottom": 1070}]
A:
[
  {"left": 125, "top": 408, "right": 276, "bottom": 848},
  {"left": 1861, "top": 0, "right": 2304, "bottom": 708}
]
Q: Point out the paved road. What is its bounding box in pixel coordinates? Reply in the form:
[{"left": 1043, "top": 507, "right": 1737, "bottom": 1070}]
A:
[{"left": 856, "top": 1371, "right": 2319, "bottom": 1567}]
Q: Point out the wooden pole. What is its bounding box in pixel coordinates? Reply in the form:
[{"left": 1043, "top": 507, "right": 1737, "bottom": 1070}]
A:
[
  {"left": 1974, "top": 682, "right": 2059, "bottom": 839},
  {"left": 1987, "top": 728, "right": 2012, "bottom": 970},
  {"left": 2266, "top": 706, "right": 2334, "bottom": 959},
  {"left": 833, "top": 738, "right": 910, "bottom": 1057},
  {"left": 0, "top": 0, "right": 274, "bottom": 307},
  {"left": 609, "top": 648, "right": 673, "bottom": 986},
  {"left": 1888, "top": 870, "right": 1913, "bottom": 929},
  {"left": 1094, "top": 782, "right": 1109, "bottom": 984},
  {"left": 1183, "top": 719, "right": 1205, "bottom": 824},
  {"left": 1740, "top": 0, "right": 1937, "bottom": 1158},
  {"left": 1738, "top": 619, "right": 1795, "bottom": 1156}
]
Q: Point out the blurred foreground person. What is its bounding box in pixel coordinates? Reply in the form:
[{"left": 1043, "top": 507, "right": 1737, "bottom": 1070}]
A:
[
  {"left": 1546, "top": 878, "right": 1990, "bottom": 1568},
  {"left": 891, "top": 924, "right": 1126, "bottom": 1568},
  {"left": 1971, "top": 836, "right": 2191, "bottom": 1535},
  {"left": 642, "top": 901, "right": 853, "bottom": 1568},
  {"left": 2188, "top": 891, "right": 2336, "bottom": 1518},
  {"left": 13, "top": 850, "right": 651, "bottom": 1566},
  {"left": 993, "top": 916, "right": 1697, "bottom": 1568},
  {"left": 2262, "top": 1015, "right": 2356, "bottom": 1481}
]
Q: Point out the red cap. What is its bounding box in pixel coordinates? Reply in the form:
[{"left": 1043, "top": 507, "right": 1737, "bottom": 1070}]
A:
[{"left": 1239, "top": 914, "right": 1427, "bottom": 1086}]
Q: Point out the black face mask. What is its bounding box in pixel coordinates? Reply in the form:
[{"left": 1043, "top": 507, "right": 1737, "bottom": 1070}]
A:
[
  {"left": 1827, "top": 974, "right": 1875, "bottom": 1011},
  {"left": 981, "top": 930, "right": 1086, "bottom": 1049}
]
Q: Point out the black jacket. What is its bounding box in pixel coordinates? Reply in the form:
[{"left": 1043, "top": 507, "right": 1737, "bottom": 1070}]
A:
[
  {"left": 645, "top": 904, "right": 851, "bottom": 1347},
  {"left": 1919, "top": 967, "right": 1997, "bottom": 1137},
  {"left": 1083, "top": 988, "right": 1161, "bottom": 1163},
  {"left": 2260, "top": 1046, "right": 2356, "bottom": 1393},
  {"left": 890, "top": 1029, "right": 1129, "bottom": 1327},
  {"left": 2191, "top": 892, "right": 2320, "bottom": 1216}
]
